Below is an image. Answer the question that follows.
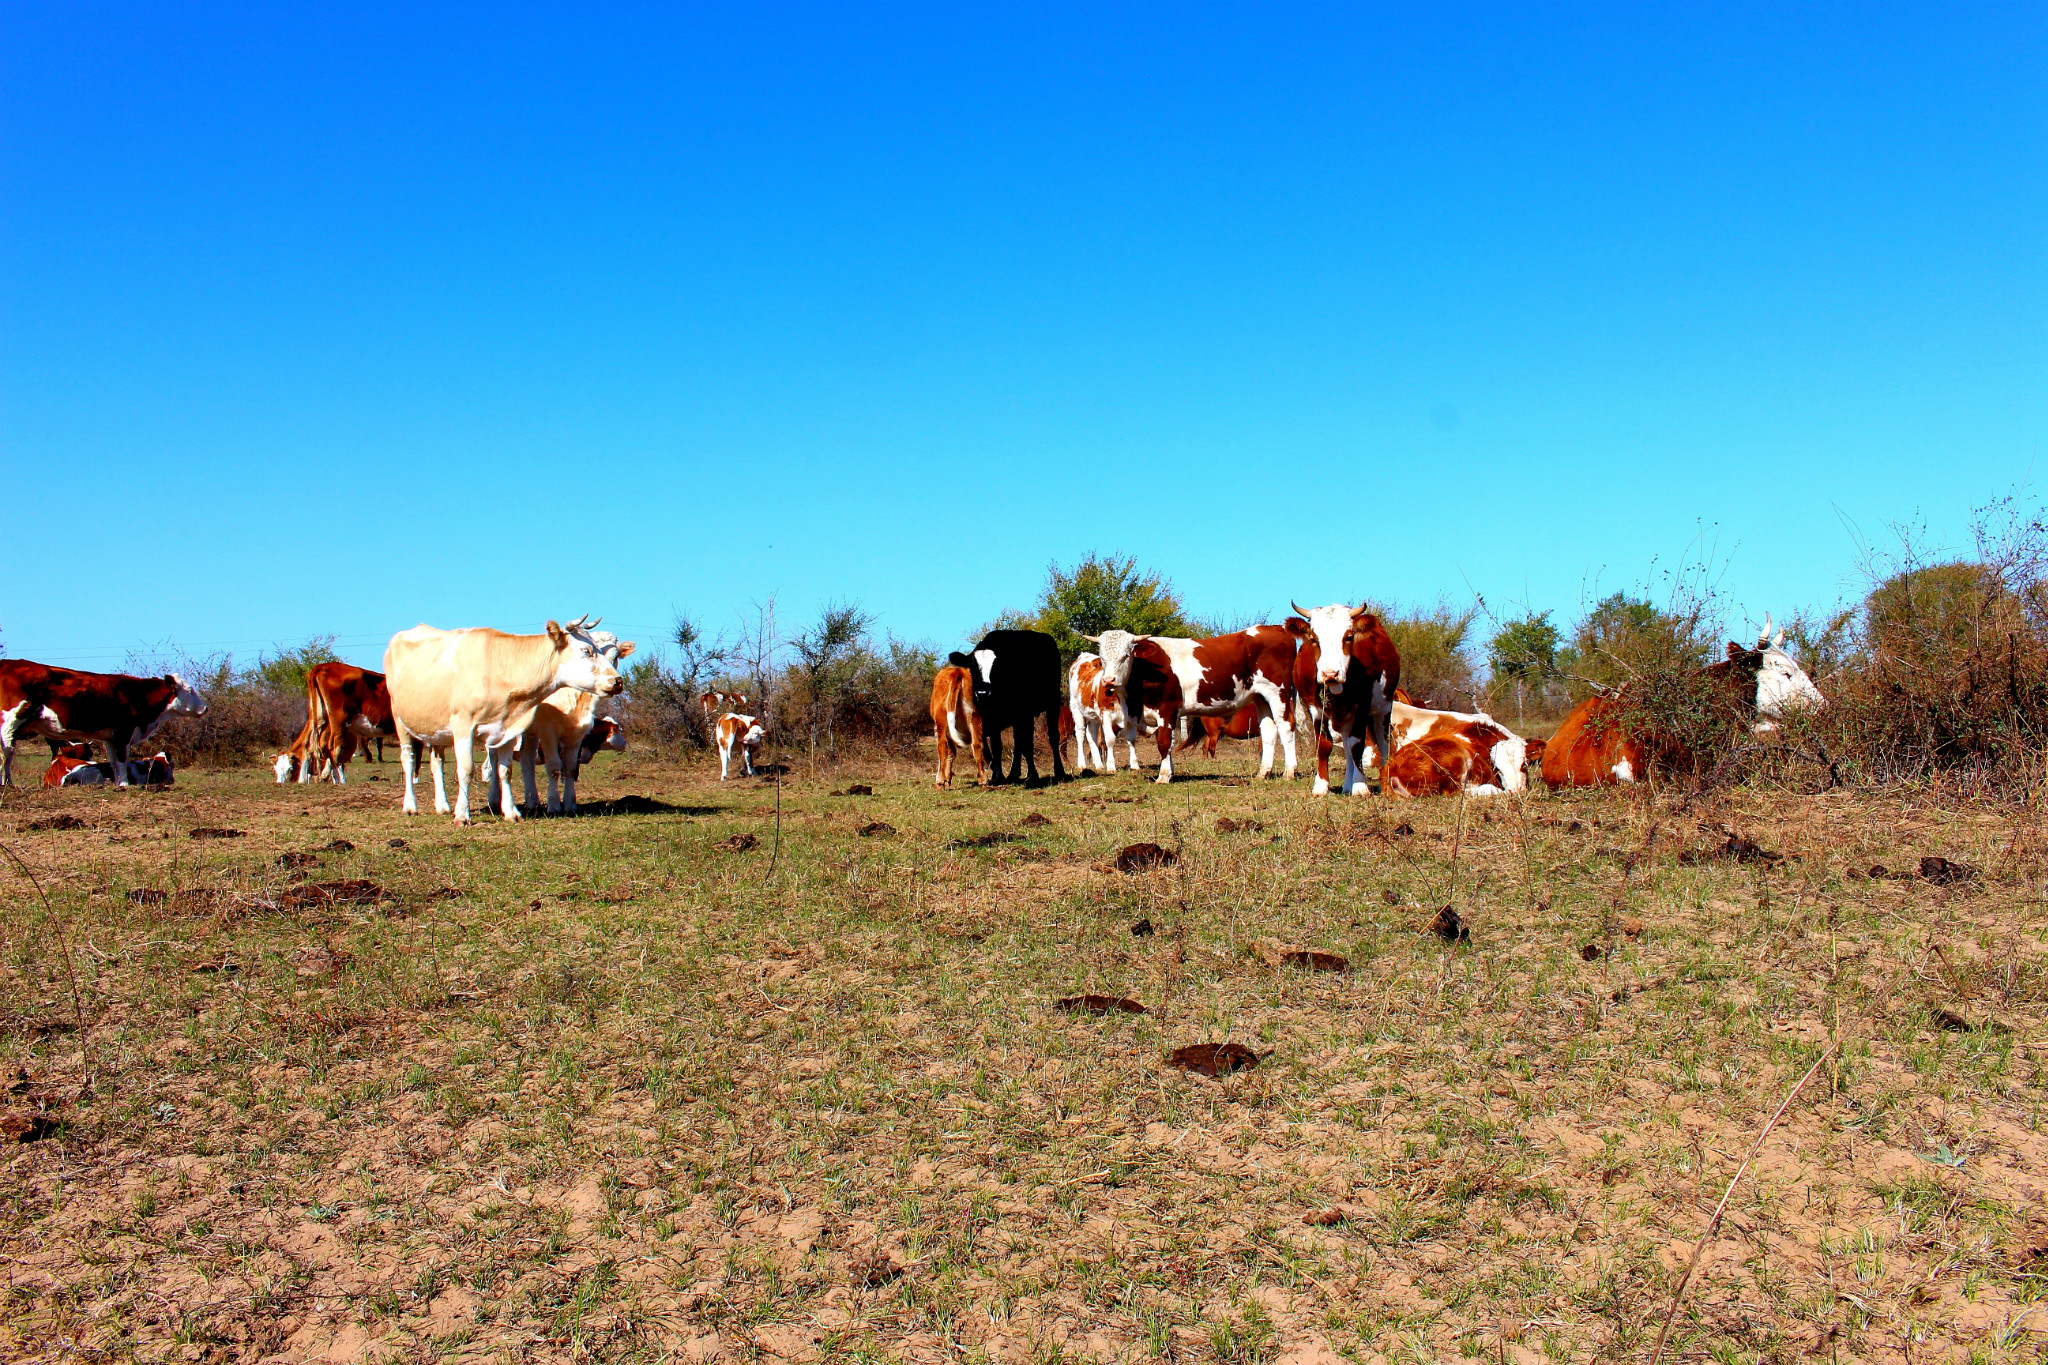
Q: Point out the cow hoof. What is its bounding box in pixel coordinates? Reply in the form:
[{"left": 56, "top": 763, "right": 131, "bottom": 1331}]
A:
[{"left": 1311, "top": 779, "right": 1330, "bottom": 796}]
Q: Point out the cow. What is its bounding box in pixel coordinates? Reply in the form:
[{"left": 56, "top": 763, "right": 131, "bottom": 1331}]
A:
[
  {"left": 1289, "top": 604, "right": 1402, "bottom": 797},
  {"left": 46, "top": 748, "right": 174, "bottom": 787},
  {"left": 475, "top": 631, "right": 634, "bottom": 816},
  {"left": 948, "top": 630, "right": 1066, "bottom": 786},
  {"left": 384, "top": 615, "right": 625, "bottom": 825},
  {"left": 930, "top": 664, "right": 986, "bottom": 787},
  {"left": 1117, "top": 626, "right": 1300, "bottom": 783},
  {"left": 1068, "top": 653, "right": 1147, "bottom": 774},
  {"left": 299, "top": 663, "right": 398, "bottom": 784},
  {"left": 715, "top": 712, "right": 767, "bottom": 780},
  {"left": 274, "top": 718, "right": 368, "bottom": 783},
  {"left": 505, "top": 690, "right": 627, "bottom": 814},
  {"left": 0, "top": 661, "right": 208, "bottom": 788},
  {"left": 1541, "top": 618, "right": 1824, "bottom": 788},
  {"left": 1181, "top": 701, "right": 1275, "bottom": 758},
  {"left": 1380, "top": 700, "right": 1536, "bottom": 798},
  {"left": 698, "top": 691, "right": 748, "bottom": 719}
]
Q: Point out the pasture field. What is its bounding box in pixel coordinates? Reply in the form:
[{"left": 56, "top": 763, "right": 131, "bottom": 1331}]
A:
[{"left": 3, "top": 743, "right": 2046, "bottom": 1364}]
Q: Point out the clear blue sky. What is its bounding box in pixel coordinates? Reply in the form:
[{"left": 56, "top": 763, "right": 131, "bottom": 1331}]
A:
[{"left": 4, "top": 3, "right": 2042, "bottom": 670}]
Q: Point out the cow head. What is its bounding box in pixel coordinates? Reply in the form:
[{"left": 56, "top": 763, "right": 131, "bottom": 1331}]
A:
[
  {"left": 166, "top": 673, "right": 208, "bottom": 717},
  {"left": 1750, "top": 614, "right": 1825, "bottom": 728},
  {"left": 272, "top": 752, "right": 298, "bottom": 783},
  {"left": 1082, "top": 630, "right": 1143, "bottom": 688},
  {"left": 1291, "top": 602, "right": 1371, "bottom": 691},
  {"left": 947, "top": 648, "right": 999, "bottom": 704},
  {"left": 548, "top": 616, "right": 627, "bottom": 697},
  {"left": 579, "top": 716, "right": 627, "bottom": 762}
]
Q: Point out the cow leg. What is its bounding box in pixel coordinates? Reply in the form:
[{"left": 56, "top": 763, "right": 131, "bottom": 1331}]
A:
[
  {"left": 494, "top": 743, "right": 523, "bottom": 820},
  {"left": 427, "top": 746, "right": 451, "bottom": 813},
  {"left": 934, "top": 721, "right": 951, "bottom": 787},
  {"left": 1070, "top": 699, "right": 1090, "bottom": 774},
  {"left": 1312, "top": 720, "right": 1334, "bottom": 796},
  {"left": 1255, "top": 711, "right": 1277, "bottom": 778},
  {"left": 448, "top": 724, "right": 477, "bottom": 825},
  {"left": 984, "top": 726, "right": 1005, "bottom": 785},
  {"left": 398, "top": 733, "right": 420, "bottom": 814},
  {"left": 1046, "top": 706, "right": 1065, "bottom": 783},
  {"left": 0, "top": 702, "right": 26, "bottom": 787},
  {"left": 967, "top": 709, "right": 986, "bottom": 785},
  {"left": 521, "top": 742, "right": 544, "bottom": 814},
  {"left": 1154, "top": 708, "right": 1176, "bottom": 783},
  {"left": 1341, "top": 734, "right": 1370, "bottom": 796},
  {"left": 559, "top": 747, "right": 580, "bottom": 814},
  {"left": 1276, "top": 702, "right": 1300, "bottom": 779}
]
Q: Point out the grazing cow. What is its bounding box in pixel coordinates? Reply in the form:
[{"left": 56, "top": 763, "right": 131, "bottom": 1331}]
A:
[
  {"left": 1118, "top": 626, "right": 1300, "bottom": 783},
  {"left": 0, "top": 661, "right": 208, "bottom": 788},
  {"left": 1542, "top": 618, "right": 1824, "bottom": 788},
  {"left": 299, "top": 663, "right": 398, "bottom": 785},
  {"left": 507, "top": 689, "right": 627, "bottom": 813},
  {"left": 715, "top": 712, "right": 767, "bottom": 780},
  {"left": 948, "top": 630, "right": 1066, "bottom": 786},
  {"left": 274, "top": 718, "right": 367, "bottom": 783},
  {"left": 930, "top": 664, "right": 987, "bottom": 787},
  {"left": 46, "top": 749, "right": 174, "bottom": 787},
  {"left": 1289, "top": 604, "right": 1402, "bottom": 797},
  {"left": 1381, "top": 701, "right": 1536, "bottom": 798},
  {"left": 384, "top": 615, "right": 625, "bottom": 825}
]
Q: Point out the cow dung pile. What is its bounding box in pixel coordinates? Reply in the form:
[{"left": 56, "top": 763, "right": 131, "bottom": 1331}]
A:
[{"left": 1113, "top": 842, "right": 1177, "bottom": 873}]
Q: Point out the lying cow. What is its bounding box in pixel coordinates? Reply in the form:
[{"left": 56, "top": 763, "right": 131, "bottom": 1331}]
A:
[
  {"left": 1, "top": 661, "right": 207, "bottom": 788},
  {"left": 715, "top": 711, "right": 767, "bottom": 780},
  {"left": 1381, "top": 700, "right": 1538, "bottom": 798},
  {"left": 1093, "top": 625, "right": 1299, "bottom": 783},
  {"left": 385, "top": 615, "right": 625, "bottom": 825},
  {"left": 929, "top": 665, "right": 986, "bottom": 787},
  {"left": 1542, "top": 618, "right": 1824, "bottom": 787},
  {"left": 45, "top": 746, "right": 174, "bottom": 787},
  {"left": 1288, "top": 604, "right": 1402, "bottom": 796}
]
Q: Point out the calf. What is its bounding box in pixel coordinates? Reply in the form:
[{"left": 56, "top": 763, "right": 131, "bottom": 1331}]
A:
[
  {"left": 1068, "top": 653, "right": 1148, "bottom": 774},
  {"left": 948, "top": 630, "right": 1066, "bottom": 786},
  {"left": 930, "top": 665, "right": 987, "bottom": 787},
  {"left": 0, "top": 661, "right": 207, "bottom": 788},
  {"left": 716, "top": 712, "right": 767, "bottom": 780},
  {"left": 1380, "top": 701, "right": 1535, "bottom": 798},
  {"left": 509, "top": 690, "right": 625, "bottom": 813},
  {"left": 275, "top": 719, "right": 365, "bottom": 783},
  {"left": 1120, "top": 626, "right": 1299, "bottom": 783},
  {"left": 1289, "top": 603, "right": 1402, "bottom": 796},
  {"left": 46, "top": 750, "right": 174, "bottom": 787}
]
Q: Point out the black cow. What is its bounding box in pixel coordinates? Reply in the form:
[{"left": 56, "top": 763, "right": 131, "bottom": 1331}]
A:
[{"left": 947, "top": 630, "right": 1067, "bottom": 786}]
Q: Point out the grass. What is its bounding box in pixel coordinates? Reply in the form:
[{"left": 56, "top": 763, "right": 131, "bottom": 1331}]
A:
[{"left": 2, "top": 738, "right": 2046, "bottom": 1363}]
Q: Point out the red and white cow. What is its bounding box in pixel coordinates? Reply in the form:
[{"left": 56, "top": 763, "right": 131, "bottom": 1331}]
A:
[
  {"left": 716, "top": 712, "right": 767, "bottom": 780},
  {"left": 1381, "top": 700, "right": 1537, "bottom": 798},
  {"left": 930, "top": 665, "right": 986, "bottom": 787},
  {"left": 699, "top": 691, "right": 748, "bottom": 719},
  {"left": 1068, "top": 653, "right": 1166, "bottom": 774},
  {"left": 299, "top": 663, "right": 398, "bottom": 785},
  {"left": 0, "top": 661, "right": 207, "bottom": 788},
  {"left": 274, "top": 718, "right": 369, "bottom": 783},
  {"left": 46, "top": 746, "right": 174, "bottom": 787},
  {"left": 1118, "top": 627, "right": 1300, "bottom": 783},
  {"left": 1289, "top": 603, "right": 1402, "bottom": 797}
]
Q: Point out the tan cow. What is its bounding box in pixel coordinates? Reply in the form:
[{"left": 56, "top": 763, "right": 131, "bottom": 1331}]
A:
[
  {"left": 492, "top": 686, "right": 629, "bottom": 815},
  {"left": 384, "top": 616, "right": 625, "bottom": 825}
]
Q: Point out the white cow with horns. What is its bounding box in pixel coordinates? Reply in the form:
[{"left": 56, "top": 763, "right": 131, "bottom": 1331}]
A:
[{"left": 385, "top": 614, "right": 627, "bottom": 825}]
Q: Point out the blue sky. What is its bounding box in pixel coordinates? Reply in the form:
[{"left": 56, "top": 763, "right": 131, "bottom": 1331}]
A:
[{"left": 3, "top": 3, "right": 2042, "bottom": 670}]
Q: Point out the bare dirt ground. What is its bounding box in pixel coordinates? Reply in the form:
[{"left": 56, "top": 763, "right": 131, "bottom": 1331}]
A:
[{"left": 3, "top": 741, "right": 2046, "bottom": 1364}]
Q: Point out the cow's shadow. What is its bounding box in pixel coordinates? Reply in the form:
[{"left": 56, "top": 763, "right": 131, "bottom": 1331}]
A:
[{"left": 573, "top": 796, "right": 723, "bottom": 817}]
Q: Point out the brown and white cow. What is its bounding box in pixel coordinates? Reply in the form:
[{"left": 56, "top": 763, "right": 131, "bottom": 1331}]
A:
[
  {"left": 699, "top": 691, "right": 748, "bottom": 719},
  {"left": 1289, "top": 603, "right": 1402, "bottom": 797},
  {"left": 1118, "top": 626, "right": 1300, "bottom": 783},
  {"left": 299, "top": 663, "right": 398, "bottom": 785},
  {"left": 46, "top": 747, "right": 174, "bottom": 787},
  {"left": 1068, "top": 653, "right": 1166, "bottom": 774},
  {"left": 385, "top": 615, "right": 625, "bottom": 825},
  {"left": 1541, "top": 619, "right": 1823, "bottom": 788},
  {"left": 274, "top": 718, "right": 369, "bottom": 783},
  {"left": 715, "top": 712, "right": 767, "bottom": 780},
  {"left": 930, "top": 665, "right": 986, "bottom": 787},
  {"left": 0, "top": 661, "right": 207, "bottom": 788},
  {"left": 1381, "top": 700, "right": 1536, "bottom": 798}
]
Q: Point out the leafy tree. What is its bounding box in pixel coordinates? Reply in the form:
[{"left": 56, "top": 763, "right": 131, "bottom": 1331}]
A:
[
  {"left": 1487, "top": 612, "right": 1560, "bottom": 683},
  {"left": 1568, "top": 592, "right": 1712, "bottom": 692},
  {"left": 253, "top": 636, "right": 340, "bottom": 695},
  {"left": 1004, "top": 554, "right": 1198, "bottom": 663},
  {"left": 792, "top": 601, "right": 877, "bottom": 755},
  {"left": 1374, "top": 600, "right": 1480, "bottom": 707}
]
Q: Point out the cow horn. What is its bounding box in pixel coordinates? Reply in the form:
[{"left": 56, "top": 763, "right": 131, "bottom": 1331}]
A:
[
  {"left": 562, "top": 613, "right": 591, "bottom": 630},
  {"left": 1757, "top": 613, "right": 1773, "bottom": 648},
  {"left": 1290, "top": 600, "right": 1309, "bottom": 619}
]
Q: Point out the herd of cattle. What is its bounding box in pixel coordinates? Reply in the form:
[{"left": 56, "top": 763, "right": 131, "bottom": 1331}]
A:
[{"left": 0, "top": 604, "right": 1825, "bottom": 824}]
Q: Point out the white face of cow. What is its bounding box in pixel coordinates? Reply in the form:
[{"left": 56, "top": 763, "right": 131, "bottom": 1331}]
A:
[
  {"left": 972, "top": 648, "right": 996, "bottom": 685},
  {"left": 550, "top": 621, "right": 626, "bottom": 697},
  {"left": 1488, "top": 733, "right": 1531, "bottom": 794},
  {"left": 1300, "top": 604, "right": 1361, "bottom": 689},
  {"left": 1755, "top": 644, "right": 1825, "bottom": 720},
  {"left": 1087, "top": 630, "right": 1141, "bottom": 686},
  {"left": 168, "top": 673, "right": 208, "bottom": 717},
  {"left": 272, "top": 752, "right": 296, "bottom": 783}
]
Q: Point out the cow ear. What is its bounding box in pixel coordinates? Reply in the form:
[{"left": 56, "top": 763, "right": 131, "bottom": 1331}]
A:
[
  {"left": 546, "top": 621, "right": 568, "bottom": 647},
  {"left": 1284, "top": 616, "right": 1309, "bottom": 636},
  {"left": 616, "top": 641, "right": 637, "bottom": 658},
  {"left": 1726, "top": 641, "right": 1744, "bottom": 660},
  {"left": 947, "top": 651, "right": 972, "bottom": 669}
]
